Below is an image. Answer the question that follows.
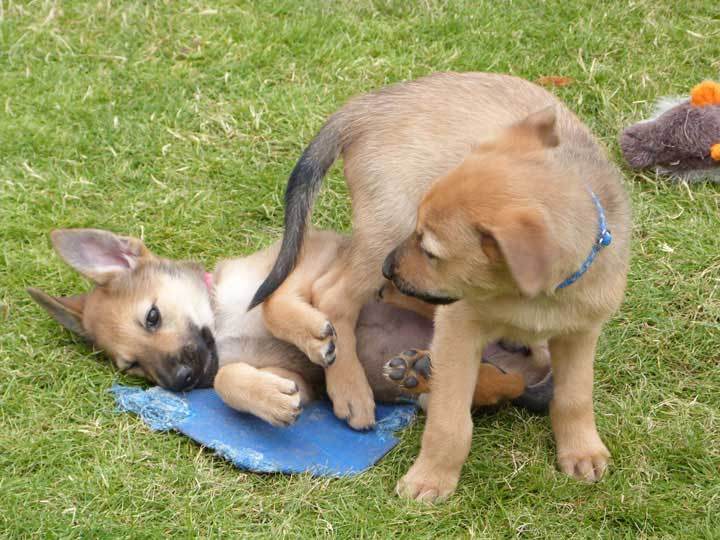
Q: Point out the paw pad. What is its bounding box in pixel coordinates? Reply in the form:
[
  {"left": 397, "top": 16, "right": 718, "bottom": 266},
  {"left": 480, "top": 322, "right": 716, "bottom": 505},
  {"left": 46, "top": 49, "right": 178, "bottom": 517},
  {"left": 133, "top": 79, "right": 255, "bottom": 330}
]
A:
[{"left": 383, "top": 350, "right": 432, "bottom": 393}]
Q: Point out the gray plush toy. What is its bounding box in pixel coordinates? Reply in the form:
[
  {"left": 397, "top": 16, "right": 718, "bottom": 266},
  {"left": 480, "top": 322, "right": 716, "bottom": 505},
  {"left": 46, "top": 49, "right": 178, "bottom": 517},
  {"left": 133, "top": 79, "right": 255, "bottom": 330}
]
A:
[{"left": 619, "top": 80, "right": 720, "bottom": 182}]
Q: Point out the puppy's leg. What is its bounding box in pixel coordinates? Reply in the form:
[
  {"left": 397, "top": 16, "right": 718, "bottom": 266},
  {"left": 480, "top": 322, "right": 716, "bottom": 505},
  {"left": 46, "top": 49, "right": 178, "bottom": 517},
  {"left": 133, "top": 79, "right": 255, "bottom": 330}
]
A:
[
  {"left": 549, "top": 326, "right": 610, "bottom": 482},
  {"left": 262, "top": 366, "right": 316, "bottom": 406},
  {"left": 312, "top": 260, "right": 378, "bottom": 431},
  {"left": 396, "top": 304, "right": 484, "bottom": 503},
  {"left": 383, "top": 350, "right": 525, "bottom": 406},
  {"left": 214, "top": 362, "right": 312, "bottom": 427},
  {"left": 263, "top": 280, "right": 336, "bottom": 368}
]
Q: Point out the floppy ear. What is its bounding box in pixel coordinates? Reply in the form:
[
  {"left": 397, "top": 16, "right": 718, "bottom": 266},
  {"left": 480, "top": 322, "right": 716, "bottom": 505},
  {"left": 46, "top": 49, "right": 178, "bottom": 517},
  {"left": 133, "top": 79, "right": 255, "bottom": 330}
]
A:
[
  {"left": 27, "top": 287, "right": 89, "bottom": 338},
  {"left": 484, "top": 208, "right": 558, "bottom": 297},
  {"left": 502, "top": 106, "right": 560, "bottom": 150},
  {"left": 50, "top": 229, "right": 150, "bottom": 285}
]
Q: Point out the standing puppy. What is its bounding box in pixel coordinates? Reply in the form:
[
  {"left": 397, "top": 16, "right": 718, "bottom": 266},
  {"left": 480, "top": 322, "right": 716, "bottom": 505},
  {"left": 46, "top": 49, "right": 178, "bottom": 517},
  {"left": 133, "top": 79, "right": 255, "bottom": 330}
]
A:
[{"left": 251, "top": 72, "right": 631, "bottom": 500}]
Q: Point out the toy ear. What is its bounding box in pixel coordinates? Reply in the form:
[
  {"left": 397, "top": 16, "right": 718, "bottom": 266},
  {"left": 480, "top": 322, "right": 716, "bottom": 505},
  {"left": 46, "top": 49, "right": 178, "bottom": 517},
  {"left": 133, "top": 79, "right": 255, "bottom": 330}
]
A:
[
  {"left": 690, "top": 81, "right": 720, "bottom": 107},
  {"left": 711, "top": 143, "right": 720, "bottom": 162}
]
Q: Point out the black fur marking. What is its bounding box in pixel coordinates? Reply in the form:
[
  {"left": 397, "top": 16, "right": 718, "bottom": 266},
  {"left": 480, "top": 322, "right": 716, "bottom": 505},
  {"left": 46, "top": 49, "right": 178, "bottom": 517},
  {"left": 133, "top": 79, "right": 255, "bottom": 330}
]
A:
[{"left": 391, "top": 278, "right": 458, "bottom": 305}]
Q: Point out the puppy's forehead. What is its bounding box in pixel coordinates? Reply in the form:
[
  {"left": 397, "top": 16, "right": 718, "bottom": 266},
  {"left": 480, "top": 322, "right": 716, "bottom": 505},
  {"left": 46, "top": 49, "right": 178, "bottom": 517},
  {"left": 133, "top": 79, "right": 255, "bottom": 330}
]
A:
[
  {"left": 153, "top": 269, "right": 214, "bottom": 330},
  {"left": 101, "top": 260, "right": 212, "bottom": 328}
]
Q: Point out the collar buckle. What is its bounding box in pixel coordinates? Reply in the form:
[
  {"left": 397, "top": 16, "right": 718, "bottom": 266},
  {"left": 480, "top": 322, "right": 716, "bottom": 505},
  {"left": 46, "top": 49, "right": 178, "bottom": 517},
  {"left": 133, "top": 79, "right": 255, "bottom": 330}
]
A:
[{"left": 598, "top": 229, "right": 612, "bottom": 247}]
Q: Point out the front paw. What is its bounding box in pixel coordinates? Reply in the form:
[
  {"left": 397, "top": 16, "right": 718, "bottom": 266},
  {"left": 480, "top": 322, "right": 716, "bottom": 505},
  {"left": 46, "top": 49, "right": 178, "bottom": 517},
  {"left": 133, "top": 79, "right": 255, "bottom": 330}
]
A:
[
  {"left": 254, "top": 375, "right": 303, "bottom": 427},
  {"left": 326, "top": 366, "right": 375, "bottom": 430},
  {"left": 303, "top": 321, "right": 337, "bottom": 368},
  {"left": 557, "top": 435, "right": 610, "bottom": 482},
  {"left": 395, "top": 459, "right": 459, "bottom": 503}
]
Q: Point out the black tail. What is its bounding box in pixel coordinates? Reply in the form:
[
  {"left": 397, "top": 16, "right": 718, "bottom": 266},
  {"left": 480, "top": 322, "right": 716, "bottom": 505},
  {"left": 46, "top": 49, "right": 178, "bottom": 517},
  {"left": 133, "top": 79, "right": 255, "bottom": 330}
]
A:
[{"left": 248, "top": 121, "right": 343, "bottom": 310}]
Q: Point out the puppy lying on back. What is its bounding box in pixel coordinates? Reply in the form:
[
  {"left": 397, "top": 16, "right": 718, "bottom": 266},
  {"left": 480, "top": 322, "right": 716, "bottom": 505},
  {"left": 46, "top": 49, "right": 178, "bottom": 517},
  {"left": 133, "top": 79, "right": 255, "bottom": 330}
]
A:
[
  {"left": 250, "top": 72, "right": 631, "bottom": 501},
  {"left": 29, "top": 228, "right": 551, "bottom": 427}
]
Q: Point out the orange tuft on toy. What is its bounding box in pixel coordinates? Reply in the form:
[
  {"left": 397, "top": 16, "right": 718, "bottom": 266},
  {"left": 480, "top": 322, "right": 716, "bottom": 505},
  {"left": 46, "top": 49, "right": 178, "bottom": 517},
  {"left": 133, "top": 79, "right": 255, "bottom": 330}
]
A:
[
  {"left": 711, "top": 143, "right": 720, "bottom": 161},
  {"left": 690, "top": 81, "right": 720, "bottom": 107}
]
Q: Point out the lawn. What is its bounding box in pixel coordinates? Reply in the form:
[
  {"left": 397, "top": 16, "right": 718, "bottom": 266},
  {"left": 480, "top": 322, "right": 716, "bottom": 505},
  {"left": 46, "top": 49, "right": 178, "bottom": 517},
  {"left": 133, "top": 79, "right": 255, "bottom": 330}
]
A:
[{"left": 1, "top": 1, "right": 719, "bottom": 538}]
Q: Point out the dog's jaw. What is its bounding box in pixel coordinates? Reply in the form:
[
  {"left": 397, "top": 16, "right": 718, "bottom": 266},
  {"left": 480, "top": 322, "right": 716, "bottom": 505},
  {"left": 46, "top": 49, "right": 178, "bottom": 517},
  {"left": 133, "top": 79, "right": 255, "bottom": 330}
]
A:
[{"left": 391, "top": 277, "right": 459, "bottom": 306}]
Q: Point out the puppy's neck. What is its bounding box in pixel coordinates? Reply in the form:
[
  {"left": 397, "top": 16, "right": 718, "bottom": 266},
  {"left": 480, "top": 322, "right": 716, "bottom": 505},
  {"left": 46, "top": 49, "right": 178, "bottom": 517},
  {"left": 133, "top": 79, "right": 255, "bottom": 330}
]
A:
[{"left": 549, "top": 180, "right": 611, "bottom": 294}]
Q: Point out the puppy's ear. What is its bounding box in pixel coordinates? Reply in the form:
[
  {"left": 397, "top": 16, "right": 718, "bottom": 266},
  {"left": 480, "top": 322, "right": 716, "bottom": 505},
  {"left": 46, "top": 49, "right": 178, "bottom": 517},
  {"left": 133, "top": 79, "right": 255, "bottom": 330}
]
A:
[
  {"left": 483, "top": 208, "right": 558, "bottom": 297},
  {"left": 502, "top": 106, "right": 559, "bottom": 150},
  {"left": 27, "top": 287, "right": 88, "bottom": 338},
  {"left": 50, "top": 229, "right": 151, "bottom": 285}
]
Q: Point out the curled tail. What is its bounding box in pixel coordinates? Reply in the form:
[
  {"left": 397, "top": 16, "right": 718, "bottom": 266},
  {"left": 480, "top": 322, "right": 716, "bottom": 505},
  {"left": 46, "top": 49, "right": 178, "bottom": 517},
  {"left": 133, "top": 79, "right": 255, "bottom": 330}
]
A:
[{"left": 248, "top": 120, "right": 343, "bottom": 310}]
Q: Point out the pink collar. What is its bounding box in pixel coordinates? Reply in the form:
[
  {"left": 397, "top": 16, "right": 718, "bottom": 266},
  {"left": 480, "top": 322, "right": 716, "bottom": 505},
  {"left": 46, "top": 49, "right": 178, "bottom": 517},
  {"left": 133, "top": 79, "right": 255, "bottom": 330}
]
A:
[{"left": 203, "top": 272, "right": 214, "bottom": 294}]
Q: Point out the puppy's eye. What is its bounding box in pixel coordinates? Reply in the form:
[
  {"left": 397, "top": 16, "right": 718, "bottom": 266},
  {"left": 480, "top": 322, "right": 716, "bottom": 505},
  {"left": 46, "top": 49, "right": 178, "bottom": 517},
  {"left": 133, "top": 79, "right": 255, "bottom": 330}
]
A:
[{"left": 145, "top": 306, "right": 161, "bottom": 331}]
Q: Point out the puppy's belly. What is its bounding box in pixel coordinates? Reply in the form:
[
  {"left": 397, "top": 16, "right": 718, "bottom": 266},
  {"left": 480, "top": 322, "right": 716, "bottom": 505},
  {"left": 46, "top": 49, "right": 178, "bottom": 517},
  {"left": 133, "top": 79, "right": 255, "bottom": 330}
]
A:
[{"left": 356, "top": 299, "right": 433, "bottom": 400}]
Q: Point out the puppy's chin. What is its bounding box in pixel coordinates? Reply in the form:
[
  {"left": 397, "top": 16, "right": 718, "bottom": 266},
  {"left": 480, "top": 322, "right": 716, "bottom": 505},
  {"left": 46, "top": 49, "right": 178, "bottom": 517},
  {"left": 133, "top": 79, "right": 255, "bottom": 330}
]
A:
[{"left": 392, "top": 278, "right": 459, "bottom": 306}]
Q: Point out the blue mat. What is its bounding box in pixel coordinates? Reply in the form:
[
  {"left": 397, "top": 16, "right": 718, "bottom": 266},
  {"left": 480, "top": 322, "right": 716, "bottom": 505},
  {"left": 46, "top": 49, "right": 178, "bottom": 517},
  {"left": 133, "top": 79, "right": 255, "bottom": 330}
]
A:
[{"left": 109, "top": 385, "right": 417, "bottom": 477}]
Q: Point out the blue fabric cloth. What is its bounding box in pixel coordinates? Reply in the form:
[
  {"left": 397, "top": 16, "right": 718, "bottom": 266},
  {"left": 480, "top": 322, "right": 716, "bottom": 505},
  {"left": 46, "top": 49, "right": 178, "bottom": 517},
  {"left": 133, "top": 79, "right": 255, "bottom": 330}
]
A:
[{"left": 109, "top": 385, "right": 417, "bottom": 477}]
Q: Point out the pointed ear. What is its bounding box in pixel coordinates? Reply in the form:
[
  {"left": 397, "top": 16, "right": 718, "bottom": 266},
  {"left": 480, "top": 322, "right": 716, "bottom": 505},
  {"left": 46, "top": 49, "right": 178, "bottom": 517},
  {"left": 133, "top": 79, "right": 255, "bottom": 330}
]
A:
[
  {"left": 502, "top": 106, "right": 559, "bottom": 150},
  {"left": 50, "top": 229, "right": 151, "bottom": 285},
  {"left": 485, "top": 208, "right": 558, "bottom": 297},
  {"left": 27, "top": 287, "right": 89, "bottom": 338}
]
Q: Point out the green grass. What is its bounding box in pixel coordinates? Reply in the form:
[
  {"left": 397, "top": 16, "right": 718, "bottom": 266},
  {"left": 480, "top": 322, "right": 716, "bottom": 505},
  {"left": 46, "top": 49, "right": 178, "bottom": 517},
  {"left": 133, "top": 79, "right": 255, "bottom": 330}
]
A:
[{"left": 1, "top": 0, "right": 719, "bottom": 538}]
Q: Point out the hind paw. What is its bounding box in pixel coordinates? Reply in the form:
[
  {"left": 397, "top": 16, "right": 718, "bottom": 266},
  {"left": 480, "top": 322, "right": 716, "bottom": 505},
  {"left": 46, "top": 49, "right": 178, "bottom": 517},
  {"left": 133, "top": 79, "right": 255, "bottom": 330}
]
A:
[{"left": 383, "top": 349, "right": 432, "bottom": 394}]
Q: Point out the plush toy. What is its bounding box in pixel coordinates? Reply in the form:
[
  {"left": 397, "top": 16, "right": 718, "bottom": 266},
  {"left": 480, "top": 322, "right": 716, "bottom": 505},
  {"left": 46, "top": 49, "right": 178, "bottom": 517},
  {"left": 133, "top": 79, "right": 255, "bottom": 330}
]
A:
[{"left": 619, "top": 80, "right": 720, "bottom": 182}]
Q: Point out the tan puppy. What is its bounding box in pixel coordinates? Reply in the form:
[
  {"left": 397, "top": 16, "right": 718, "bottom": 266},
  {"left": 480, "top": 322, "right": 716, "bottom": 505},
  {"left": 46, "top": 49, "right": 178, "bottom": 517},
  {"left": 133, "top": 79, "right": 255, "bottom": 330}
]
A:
[
  {"left": 29, "top": 228, "right": 548, "bottom": 426},
  {"left": 250, "top": 72, "right": 631, "bottom": 499}
]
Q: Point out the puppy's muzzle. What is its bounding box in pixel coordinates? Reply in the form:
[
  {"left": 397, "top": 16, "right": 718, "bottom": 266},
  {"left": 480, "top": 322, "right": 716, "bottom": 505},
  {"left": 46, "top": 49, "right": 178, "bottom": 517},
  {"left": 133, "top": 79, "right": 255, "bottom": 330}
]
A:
[
  {"left": 159, "top": 325, "right": 219, "bottom": 392},
  {"left": 382, "top": 249, "right": 397, "bottom": 280},
  {"left": 381, "top": 249, "right": 458, "bottom": 306}
]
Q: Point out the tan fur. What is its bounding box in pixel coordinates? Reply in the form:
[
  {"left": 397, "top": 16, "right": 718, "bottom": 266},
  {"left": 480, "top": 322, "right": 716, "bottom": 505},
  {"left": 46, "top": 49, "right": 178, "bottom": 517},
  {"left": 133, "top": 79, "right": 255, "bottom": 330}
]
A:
[{"left": 271, "top": 73, "right": 630, "bottom": 499}]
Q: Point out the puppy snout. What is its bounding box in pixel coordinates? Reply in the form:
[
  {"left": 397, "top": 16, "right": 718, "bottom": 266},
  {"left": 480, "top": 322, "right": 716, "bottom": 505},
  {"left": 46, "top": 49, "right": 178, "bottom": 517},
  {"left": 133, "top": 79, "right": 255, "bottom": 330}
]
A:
[
  {"left": 167, "top": 364, "right": 194, "bottom": 392},
  {"left": 382, "top": 250, "right": 397, "bottom": 280}
]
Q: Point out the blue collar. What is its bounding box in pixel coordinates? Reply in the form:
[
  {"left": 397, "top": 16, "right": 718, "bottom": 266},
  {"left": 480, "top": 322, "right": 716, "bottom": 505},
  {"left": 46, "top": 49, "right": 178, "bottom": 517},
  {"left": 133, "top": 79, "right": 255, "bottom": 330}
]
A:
[{"left": 555, "top": 187, "right": 612, "bottom": 290}]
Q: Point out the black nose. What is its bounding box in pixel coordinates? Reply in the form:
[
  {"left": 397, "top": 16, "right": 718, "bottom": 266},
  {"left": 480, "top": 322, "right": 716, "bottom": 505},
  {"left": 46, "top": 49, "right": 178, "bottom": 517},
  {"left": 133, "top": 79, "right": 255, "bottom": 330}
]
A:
[
  {"left": 167, "top": 364, "right": 194, "bottom": 392},
  {"left": 382, "top": 250, "right": 396, "bottom": 280}
]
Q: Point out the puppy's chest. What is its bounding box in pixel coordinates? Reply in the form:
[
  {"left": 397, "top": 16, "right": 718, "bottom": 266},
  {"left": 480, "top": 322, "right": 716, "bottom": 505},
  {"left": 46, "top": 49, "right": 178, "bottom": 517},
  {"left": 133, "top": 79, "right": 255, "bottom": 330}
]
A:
[
  {"left": 477, "top": 297, "right": 597, "bottom": 339},
  {"left": 212, "top": 259, "right": 271, "bottom": 341}
]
